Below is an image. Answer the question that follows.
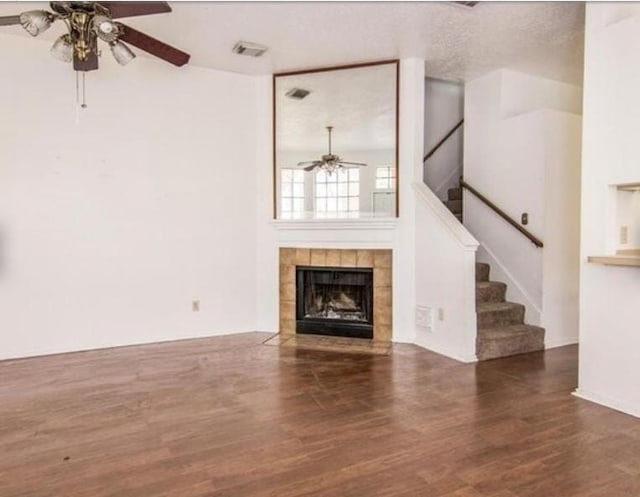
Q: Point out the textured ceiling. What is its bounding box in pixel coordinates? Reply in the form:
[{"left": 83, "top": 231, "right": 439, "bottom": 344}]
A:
[
  {"left": 0, "top": 1, "right": 585, "bottom": 84},
  {"left": 276, "top": 63, "right": 397, "bottom": 152}
]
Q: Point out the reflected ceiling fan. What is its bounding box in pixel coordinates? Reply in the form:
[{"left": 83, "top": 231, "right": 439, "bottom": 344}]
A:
[
  {"left": 0, "top": 2, "right": 190, "bottom": 72},
  {"left": 297, "top": 126, "right": 367, "bottom": 174}
]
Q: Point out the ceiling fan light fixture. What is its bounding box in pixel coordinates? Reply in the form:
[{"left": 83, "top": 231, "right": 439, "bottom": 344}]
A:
[
  {"left": 110, "top": 40, "right": 136, "bottom": 66},
  {"left": 2, "top": 2, "right": 191, "bottom": 76},
  {"left": 93, "top": 15, "right": 120, "bottom": 42},
  {"left": 19, "top": 10, "right": 54, "bottom": 36},
  {"left": 50, "top": 34, "right": 73, "bottom": 63},
  {"left": 297, "top": 126, "right": 368, "bottom": 173}
]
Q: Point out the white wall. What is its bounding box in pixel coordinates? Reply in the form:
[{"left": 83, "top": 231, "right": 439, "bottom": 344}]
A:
[
  {"left": 423, "top": 78, "right": 464, "bottom": 200},
  {"left": 414, "top": 183, "right": 478, "bottom": 362},
  {"left": 0, "top": 34, "right": 259, "bottom": 359},
  {"left": 464, "top": 69, "right": 582, "bottom": 348},
  {"left": 575, "top": 3, "right": 640, "bottom": 418},
  {"left": 500, "top": 71, "right": 583, "bottom": 118},
  {"left": 541, "top": 110, "right": 582, "bottom": 348}
]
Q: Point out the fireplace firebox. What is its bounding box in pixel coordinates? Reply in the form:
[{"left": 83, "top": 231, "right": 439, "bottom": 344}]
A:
[{"left": 296, "top": 266, "right": 374, "bottom": 339}]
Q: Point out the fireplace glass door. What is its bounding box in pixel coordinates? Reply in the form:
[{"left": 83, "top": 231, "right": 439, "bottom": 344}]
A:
[{"left": 296, "top": 266, "right": 373, "bottom": 339}]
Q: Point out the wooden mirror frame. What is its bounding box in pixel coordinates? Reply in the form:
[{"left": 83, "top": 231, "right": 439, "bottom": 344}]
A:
[{"left": 272, "top": 59, "right": 400, "bottom": 219}]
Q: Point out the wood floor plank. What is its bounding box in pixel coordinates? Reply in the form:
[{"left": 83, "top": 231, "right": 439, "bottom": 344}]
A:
[{"left": 0, "top": 333, "right": 638, "bottom": 496}]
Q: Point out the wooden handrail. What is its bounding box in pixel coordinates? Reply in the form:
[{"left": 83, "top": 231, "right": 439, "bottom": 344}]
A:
[
  {"left": 423, "top": 119, "right": 464, "bottom": 163},
  {"left": 460, "top": 180, "right": 544, "bottom": 248}
]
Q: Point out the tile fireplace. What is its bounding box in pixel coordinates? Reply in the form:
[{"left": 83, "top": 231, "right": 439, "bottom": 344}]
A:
[{"left": 279, "top": 248, "right": 392, "bottom": 342}]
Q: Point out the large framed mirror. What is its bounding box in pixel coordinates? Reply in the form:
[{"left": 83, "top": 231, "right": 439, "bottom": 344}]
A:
[{"left": 273, "top": 60, "right": 399, "bottom": 219}]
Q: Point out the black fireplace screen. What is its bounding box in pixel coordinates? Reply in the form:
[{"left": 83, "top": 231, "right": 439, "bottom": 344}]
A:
[{"left": 296, "top": 266, "right": 373, "bottom": 338}]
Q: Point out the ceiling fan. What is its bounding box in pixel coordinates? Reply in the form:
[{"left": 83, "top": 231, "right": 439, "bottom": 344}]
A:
[
  {"left": 297, "top": 126, "right": 367, "bottom": 174},
  {"left": 0, "top": 2, "right": 190, "bottom": 72}
]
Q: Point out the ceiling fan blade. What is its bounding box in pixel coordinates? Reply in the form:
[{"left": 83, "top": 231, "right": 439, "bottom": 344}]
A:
[
  {"left": 97, "top": 2, "right": 171, "bottom": 19},
  {"left": 298, "top": 160, "right": 323, "bottom": 168},
  {"left": 118, "top": 24, "right": 190, "bottom": 66},
  {"left": 74, "top": 51, "right": 99, "bottom": 72},
  {"left": 0, "top": 15, "right": 21, "bottom": 26},
  {"left": 338, "top": 161, "right": 368, "bottom": 167}
]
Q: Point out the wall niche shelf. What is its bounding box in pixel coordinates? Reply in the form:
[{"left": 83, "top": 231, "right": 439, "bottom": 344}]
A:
[
  {"left": 588, "top": 183, "right": 640, "bottom": 267},
  {"left": 616, "top": 182, "right": 640, "bottom": 192},
  {"left": 588, "top": 252, "right": 640, "bottom": 267}
]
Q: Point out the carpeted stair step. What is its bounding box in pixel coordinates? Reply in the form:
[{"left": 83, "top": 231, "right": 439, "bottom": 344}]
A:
[
  {"left": 477, "top": 301, "right": 525, "bottom": 329},
  {"left": 476, "top": 262, "right": 490, "bottom": 282},
  {"left": 476, "top": 281, "right": 507, "bottom": 304},
  {"left": 445, "top": 199, "right": 462, "bottom": 214},
  {"left": 476, "top": 324, "right": 545, "bottom": 360},
  {"left": 448, "top": 187, "right": 462, "bottom": 201},
  {"left": 474, "top": 260, "right": 545, "bottom": 361}
]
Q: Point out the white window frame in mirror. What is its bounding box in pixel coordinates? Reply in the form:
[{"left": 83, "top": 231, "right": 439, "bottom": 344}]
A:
[{"left": 273, "top": 59, "right": 400, "bottom": 220}]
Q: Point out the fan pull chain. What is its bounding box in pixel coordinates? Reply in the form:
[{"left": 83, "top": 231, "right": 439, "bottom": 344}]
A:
[
  {"left": 75, "top": 71, "right": 81, "bottom": 124},
  {"left": 75, "top": 71, "right": 88, "bottom": 115},
  {"left": 82, "top": 72, "right": 87, "bottom": 108}
]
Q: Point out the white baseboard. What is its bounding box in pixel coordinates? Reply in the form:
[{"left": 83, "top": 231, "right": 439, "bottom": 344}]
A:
[
  {"left": 413, "top": 335, "right": 477, "bottom": 363},
  {"left": 573, "top": 388, "right": 640, "bottom": 419},
  {"left": 545, "top": 336, "right": 579, "bottom": 349},
  {"left": 0, "top": 328, "right": 251, "bottom": 362}
]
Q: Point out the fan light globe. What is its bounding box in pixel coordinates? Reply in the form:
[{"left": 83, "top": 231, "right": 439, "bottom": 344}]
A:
[
  {"left": 93, "top": 15, "right": 120, "bottom": 43},
  {"left": 110, "top": 41, "right": 136, "bottom": 66},
  {"left": 50, "top": 35, "right": 73, "bottom": 63},
  {"left": 19, "top": 10, "right": 53, "bottom": 37}
]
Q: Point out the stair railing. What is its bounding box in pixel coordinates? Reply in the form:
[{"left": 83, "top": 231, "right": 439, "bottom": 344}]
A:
[
  {"left": 460, "top": 180, "right": 544, "bottom": 248},
  {"left": 423, "top": 119, "right": 464, "bottom": 163}
]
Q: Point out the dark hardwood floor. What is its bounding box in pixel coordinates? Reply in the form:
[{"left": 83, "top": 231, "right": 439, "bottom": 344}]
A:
[{"left": 0, "top": 333, "right": 638, "bottom": 496}]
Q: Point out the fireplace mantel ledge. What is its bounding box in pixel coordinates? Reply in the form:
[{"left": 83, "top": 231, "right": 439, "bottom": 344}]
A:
[{"left": 272, "top": 218, "right": 398, "bottom": 231}]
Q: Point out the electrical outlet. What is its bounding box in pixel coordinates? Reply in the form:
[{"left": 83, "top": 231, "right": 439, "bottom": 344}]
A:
[
  {"left": 620, "top": 225, "right": 629, "bottom": 245},
  {"left": 416, "top": 306, "right": 428, "bottom": 328},
  {"left": 438, "top": 308, "right": 445, "bottom": 321},
  {"left": 192, "top": 300, "right": 200, "bottom": 312}
]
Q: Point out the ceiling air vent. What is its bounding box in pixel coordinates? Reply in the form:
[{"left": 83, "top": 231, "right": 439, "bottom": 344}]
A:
[
  {"left": 285, "top": 88, "right": 311, "bottom": 100},
  {"left": 452, "top": 1, "right": 479, "bottom": 7},
  {"left": 232, "top": 41, "right": 268, "bottom": 57}
]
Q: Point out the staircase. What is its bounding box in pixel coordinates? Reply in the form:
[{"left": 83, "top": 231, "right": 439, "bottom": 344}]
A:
[
  {"left": 428, "top": 121, "right": 545, "bottom": 361},
  {"left": 443, "top": 185, "right": 545, "bottom": 360},
  {"left": 475, "top": 262, "right": 545, "bottom": 360}
]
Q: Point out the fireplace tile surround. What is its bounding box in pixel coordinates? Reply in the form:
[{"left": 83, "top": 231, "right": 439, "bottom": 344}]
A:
[{"left": 279, "top": 248, "right": 393, "bottom": 342}]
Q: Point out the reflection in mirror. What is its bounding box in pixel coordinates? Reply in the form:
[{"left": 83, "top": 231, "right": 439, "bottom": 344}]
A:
[{"left": 274, "top": 60, "right": 398, "bottom": 219}]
